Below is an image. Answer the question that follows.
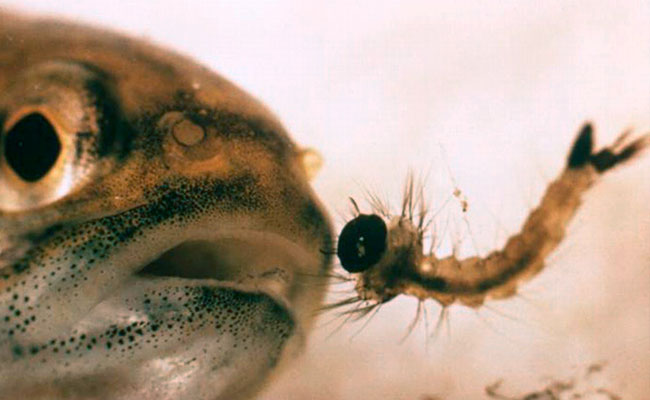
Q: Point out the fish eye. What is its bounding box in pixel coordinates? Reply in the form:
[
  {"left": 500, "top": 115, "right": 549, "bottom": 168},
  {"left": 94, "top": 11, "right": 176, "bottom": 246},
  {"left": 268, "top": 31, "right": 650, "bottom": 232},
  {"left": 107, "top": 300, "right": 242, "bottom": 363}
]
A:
[
  {"left": 4, "top": 112, "right": 62, "bottom": 182},
  {"left": 0, "top": 61, "right": 120, "bottom": 212},
  {"left": 337, "top": 214, "right": 387, "bottom": 273}
]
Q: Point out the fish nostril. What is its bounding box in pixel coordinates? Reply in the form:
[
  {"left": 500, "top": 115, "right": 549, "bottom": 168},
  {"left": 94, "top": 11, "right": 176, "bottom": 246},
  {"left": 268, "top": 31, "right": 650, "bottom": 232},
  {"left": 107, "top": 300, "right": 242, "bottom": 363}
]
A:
[
  {"left": 172, "top": 119, "right": 205, "bottom": 146},
  {"left": 158, "top": 111, "right": 205, "bottom": 147}
]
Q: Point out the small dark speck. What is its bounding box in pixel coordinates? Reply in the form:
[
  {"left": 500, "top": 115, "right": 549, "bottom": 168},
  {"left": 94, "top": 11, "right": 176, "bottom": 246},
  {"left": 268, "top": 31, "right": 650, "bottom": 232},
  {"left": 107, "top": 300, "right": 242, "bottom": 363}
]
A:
[{"left": 12, "top": 345, "right": 23, "bottom": 357}]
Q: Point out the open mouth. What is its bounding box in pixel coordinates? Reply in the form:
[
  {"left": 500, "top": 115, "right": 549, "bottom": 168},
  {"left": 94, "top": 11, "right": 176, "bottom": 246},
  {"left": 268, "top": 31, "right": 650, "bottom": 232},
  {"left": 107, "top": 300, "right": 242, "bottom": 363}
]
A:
[
  {"left": 3, "top": 229, "right": 314, "bottom": 399},
  {"left": 131, "top": 230, "right": 320, "bottom": 308},
  {"left": 138, "top": 236, "right": 299, "bottom": 289}
]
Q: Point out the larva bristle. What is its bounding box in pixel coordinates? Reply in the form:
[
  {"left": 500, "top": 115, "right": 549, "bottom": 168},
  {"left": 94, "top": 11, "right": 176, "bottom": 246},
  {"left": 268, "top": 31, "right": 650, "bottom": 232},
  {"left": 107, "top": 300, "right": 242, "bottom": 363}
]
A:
[
  {"left": 317, "top": 296, "right": 361, "bottom": 314},
  {"left": 365, "top": 190, "right": 390, "bottom": 218},
  {"left": 348, "top": 197, "right": 361, "bottom": 216},
  {"left": 401, "top": 171, "right": 415, "bottom": 220}
]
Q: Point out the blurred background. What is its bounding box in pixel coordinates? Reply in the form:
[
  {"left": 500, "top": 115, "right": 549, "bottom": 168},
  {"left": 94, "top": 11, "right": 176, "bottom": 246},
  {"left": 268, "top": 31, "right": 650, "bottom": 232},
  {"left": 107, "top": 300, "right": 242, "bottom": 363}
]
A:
[{"left": 2, "top": 1, "right": 648, "bottom": 398}]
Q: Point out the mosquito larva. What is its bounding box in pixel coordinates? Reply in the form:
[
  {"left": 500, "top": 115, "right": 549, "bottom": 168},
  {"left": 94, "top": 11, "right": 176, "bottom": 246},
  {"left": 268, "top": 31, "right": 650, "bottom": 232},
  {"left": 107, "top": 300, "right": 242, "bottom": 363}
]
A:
[{"left": 332, "top": 123, "right": 649, "bottom": 313}]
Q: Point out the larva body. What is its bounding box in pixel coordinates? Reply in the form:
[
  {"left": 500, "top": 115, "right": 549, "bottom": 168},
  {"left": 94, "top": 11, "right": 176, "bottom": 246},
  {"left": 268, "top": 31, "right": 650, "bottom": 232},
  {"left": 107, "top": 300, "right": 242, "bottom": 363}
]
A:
[{"left": 337, "top": 124, "right": 648, "bottom": 312}]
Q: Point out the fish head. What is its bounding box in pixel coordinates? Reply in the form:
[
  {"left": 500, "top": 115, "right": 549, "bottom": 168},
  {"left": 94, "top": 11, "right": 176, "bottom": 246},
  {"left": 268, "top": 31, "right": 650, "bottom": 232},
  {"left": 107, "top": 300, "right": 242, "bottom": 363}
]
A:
[{"left": 0, "top": 12, "right": 332, "bottom": 400}]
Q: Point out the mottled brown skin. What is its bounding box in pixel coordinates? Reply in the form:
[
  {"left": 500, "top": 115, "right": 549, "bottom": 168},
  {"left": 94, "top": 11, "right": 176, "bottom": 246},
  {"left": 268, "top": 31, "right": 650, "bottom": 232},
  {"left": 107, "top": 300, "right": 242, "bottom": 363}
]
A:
[{"left": 0, "top": 11, "right": 332, "bottom": 400}]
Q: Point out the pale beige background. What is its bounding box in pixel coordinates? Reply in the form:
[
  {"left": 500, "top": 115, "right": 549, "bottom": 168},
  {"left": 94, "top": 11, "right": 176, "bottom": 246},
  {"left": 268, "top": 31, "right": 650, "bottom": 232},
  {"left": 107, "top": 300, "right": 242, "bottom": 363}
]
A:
[{"left": 2, "top": 1, "right": 649, "bottom": 398}]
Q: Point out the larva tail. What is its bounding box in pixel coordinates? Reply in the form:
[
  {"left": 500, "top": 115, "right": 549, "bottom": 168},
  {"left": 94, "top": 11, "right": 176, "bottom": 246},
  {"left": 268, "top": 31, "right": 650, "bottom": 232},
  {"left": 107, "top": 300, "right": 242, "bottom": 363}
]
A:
[{"left": 568, "top": 122, "right": 650, "bottom": 172}]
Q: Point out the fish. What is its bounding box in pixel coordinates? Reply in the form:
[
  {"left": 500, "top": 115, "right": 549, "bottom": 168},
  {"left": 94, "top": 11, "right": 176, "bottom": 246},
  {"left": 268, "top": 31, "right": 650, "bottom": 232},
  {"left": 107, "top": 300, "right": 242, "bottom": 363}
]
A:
[{"left": 0, "top": 10, "right": 332, "bottom": 400}]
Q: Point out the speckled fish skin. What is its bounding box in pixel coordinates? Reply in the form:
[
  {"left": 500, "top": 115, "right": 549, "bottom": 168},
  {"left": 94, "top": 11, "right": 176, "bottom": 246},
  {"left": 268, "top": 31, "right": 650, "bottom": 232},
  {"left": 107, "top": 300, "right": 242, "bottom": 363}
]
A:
[{"left": 0, "top": 11, "right": 332, "bottom": 400}]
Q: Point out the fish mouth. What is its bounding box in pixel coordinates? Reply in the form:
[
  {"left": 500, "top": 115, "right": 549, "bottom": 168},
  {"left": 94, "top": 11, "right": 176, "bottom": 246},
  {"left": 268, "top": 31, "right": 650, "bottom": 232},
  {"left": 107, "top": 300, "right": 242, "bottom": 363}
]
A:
[
  {"left": 3, "top": 223, "right": 327, "bottom": 400},
  {"left": 135, "top": 232, "right": 313, "bottom": 303},
  {"left": 104, "top": 227, "right": 321, "bottom": 354}
]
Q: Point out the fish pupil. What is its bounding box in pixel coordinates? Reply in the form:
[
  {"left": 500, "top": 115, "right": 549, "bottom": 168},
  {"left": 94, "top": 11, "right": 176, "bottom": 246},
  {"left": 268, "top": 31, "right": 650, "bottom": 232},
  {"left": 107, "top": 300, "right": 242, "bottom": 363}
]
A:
[
  {"left": 337, "top": 214, "right": 387, "bottom": 273},
  {"left": 3, "top": 112, "right": 61, "bottom": 182}
]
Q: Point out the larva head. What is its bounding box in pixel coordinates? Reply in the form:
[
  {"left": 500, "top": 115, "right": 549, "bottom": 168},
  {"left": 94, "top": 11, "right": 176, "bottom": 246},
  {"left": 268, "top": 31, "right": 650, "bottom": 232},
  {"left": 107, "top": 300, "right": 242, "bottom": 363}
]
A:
[
  {"left": 338, "top": 212, "right": 424, "bottom": 303},
  {"left": 337, "top": 214, "right": 388, "bottom": 273}
]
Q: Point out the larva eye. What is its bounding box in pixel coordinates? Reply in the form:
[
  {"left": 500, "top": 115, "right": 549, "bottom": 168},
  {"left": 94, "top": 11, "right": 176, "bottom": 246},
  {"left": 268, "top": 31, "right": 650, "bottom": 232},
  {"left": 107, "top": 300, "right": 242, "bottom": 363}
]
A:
[
  {"left": 0, "top": 61, "right": 119, "bottom": 212},
  {"left": 337, "top": 214, "right": 387, "bottom": 273}
]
